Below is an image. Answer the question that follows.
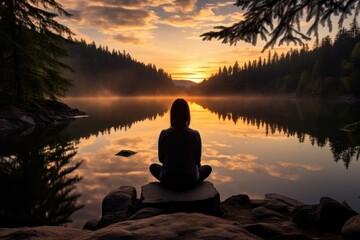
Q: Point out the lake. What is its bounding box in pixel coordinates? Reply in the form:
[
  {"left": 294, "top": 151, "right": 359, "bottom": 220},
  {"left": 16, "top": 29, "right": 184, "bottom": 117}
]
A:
[{"left": 1, "top": 96, "right": 359, "bottom": 227}]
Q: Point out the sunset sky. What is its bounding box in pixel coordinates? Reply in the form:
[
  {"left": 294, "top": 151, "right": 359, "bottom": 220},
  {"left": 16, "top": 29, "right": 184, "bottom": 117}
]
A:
[{"left": 58, "top": 0, "right": 343, "bottom": 83}]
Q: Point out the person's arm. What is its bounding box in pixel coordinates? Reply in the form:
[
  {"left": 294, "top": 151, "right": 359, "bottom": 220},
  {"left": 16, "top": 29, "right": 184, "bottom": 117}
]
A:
[
  {"left": 195, "top": 130, "right": 202, "bottom": 167},
  {"left": 158, "top": 130, "right": 165, "bottom": 164}
]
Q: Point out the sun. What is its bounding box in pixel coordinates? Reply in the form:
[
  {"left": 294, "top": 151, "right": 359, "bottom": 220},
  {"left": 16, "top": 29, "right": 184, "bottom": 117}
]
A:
[{"left": 172, "top": 63, "right": 212, "bottom": 83}]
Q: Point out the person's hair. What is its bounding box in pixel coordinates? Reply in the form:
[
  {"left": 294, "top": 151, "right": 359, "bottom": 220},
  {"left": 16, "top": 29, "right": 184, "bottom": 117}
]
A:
[{"left": 170, "top": 98, "right": 190, "bottom": 128}]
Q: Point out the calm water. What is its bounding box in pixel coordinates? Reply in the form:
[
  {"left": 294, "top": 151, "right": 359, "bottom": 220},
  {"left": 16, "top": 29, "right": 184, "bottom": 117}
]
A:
[{"left": 1, "top": 96, "right": 359, "bottom": 227}]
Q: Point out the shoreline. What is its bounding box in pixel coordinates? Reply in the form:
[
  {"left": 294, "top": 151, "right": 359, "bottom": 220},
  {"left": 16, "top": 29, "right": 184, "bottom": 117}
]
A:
[
  {"left": 0, "top": 97, "right": 87, "bottom": 137},
  {"left": 0, "top": 186, "right": 358, "bottom": 240}
]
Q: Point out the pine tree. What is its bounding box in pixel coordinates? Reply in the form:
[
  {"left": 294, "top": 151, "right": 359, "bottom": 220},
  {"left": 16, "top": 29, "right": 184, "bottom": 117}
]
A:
[
  {"left": 0, "top": 0, "right": 73, "bottom": 100},
  {"left": 202, "top": 0, "right": 360, "bottom": 50}
]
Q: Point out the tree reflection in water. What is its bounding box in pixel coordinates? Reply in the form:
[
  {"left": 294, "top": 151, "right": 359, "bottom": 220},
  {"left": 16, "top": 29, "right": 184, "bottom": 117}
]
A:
[
  {"left": 0, "top": 140, "right": 84, "bottom": 227},
  {"left": 192, "top": 97, "right": 360, "bottom": 169}
]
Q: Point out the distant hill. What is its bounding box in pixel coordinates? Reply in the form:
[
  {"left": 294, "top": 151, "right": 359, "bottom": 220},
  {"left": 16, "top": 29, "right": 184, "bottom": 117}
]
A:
[
  {"left": 65, "top": 40, "right": 176, "bottom": 96},
  {"left": 173, "top": 80, "right": 198, "bottom": 88}
]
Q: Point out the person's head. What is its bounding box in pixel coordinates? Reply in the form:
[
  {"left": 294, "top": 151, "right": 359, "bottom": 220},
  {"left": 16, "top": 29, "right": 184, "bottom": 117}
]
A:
[{"left": 170, "top": 98, "right": 190, "bottom": 128}]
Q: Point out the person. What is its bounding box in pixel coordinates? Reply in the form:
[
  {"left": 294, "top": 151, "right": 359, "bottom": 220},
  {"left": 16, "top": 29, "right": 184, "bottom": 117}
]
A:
[{"left": 149, "top": 98, "right": 212, "bottom": 190}]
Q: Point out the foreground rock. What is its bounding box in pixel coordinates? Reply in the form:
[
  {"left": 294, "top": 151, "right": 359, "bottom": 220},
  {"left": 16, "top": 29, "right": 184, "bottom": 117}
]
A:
[
  {"left": 1, "top": 183, "right": 358, "bottom": 240},
  {"left": 293, "top": 197, "right": 358, "bottom": 231},
  {"left": 141, "top": 181, "right": 221, "bottom": 215},
  {"left": 0, "top": 96, "right": 86, "bottom": 136},
  {"left": 84, "top": 186, "right": 137, "bottom": 230},
  {"left": 342, "top": 215, "right": 360, "bottom": 240},
  {"left": 0, "top": 213, "right": 261, "bottom": 240},
  {"left": 0, "top": 226, "right": 90, "bottom": 240}
]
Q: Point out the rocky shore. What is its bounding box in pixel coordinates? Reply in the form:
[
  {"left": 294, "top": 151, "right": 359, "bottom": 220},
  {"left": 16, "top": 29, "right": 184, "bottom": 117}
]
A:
[
  {"left": 0, "top": 182, "right": 359, "bottom": 240},
  {"left": 0, "top": 96, "right": 87, "bottom": 136}
]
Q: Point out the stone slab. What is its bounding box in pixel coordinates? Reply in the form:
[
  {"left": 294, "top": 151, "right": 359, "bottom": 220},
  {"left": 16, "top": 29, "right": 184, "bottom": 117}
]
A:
[
  {"left": 141, "top": 181, "right": 219, "bottom": 204},
  {"left": 140, "top": 181, "right": 221, "bottom": 215}
]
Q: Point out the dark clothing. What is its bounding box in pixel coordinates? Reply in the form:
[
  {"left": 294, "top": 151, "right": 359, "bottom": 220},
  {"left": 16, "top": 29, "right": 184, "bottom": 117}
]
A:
[
  {"left": 150, "top": 127, "right": 212, "bottom": 190},
  {"left": 150, "top": 163, "right": 212, "bottom": 190}
]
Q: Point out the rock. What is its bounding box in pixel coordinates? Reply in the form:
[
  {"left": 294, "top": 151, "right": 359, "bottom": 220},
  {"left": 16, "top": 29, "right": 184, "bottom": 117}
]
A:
[
  {"left": 252, "top": 206, "right": 287, "bottom": 220},
  {"left": 128, "top": 207, "right": 163, "bottom": 220},
  {"left": 250, "top": 199, "right": 268, "bottom": 208},
  {"left": 293, "top": 197, "right": 358, "bottom": 230},
  {"left": 244, "top": 221, "right": 310, "bottom": 240},
  {"left": 97, "top": 212, "right": 126, "bottom": 229},
  {"left": 0, "top": 226, "right": 90, "bottom": 240},
  {"left": 264, "top": 199, "right": 289, "bottom": 212},
  {"left": 95, "top": 185, "right": 137, "bottom": 229},
  {"left": 265, "top": 193, "right": 304, "bottom": 208},
  {"left": 342, "top": 215, "right": 360, "bottom": 240},
  {"left": 224, "top": 194, "right": 250, "bottom": 205},
  {"left": 115, "top": 150, "right": 137, "bottom": 157},
  {"left": 102, "top": 185, "right": 137, "bottom": 217},
  {"left": 83, "top": 219, "right": 99, "bottom": 230},
  {"left": 77, "top": 213, "right": 262, "bottom": 240},
  {"left": 0, "top": 98, "right": 87, "bottom": 136},
  {"left": 141, "top": 181, "right": 221, "bottom": 215}
]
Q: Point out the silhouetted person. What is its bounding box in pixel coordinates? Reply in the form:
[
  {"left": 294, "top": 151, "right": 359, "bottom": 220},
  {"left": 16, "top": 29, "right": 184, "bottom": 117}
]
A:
[{"left": 149, "top": 98, "right": 212, "bottom": 190}]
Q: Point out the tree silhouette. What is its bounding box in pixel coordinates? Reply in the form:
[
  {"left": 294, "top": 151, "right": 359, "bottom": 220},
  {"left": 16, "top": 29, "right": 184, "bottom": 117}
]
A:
[
  {"left": 0, "top": 0, "right": 73, "bottom": 100},
  {"left": 0, "top": 140, "right": 84, "bottom": 227},
  {"left": 195, "top": 26, "right": 360, "bottom": 97},
  {"left": 201, "top": 0, "right": 360, "bottom": 50}
]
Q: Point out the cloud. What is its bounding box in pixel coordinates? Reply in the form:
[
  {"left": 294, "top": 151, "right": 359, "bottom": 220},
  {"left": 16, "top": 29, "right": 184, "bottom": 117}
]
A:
[
  {"left": 162, "top": 0, "right": 197, "bottom": 13},
  {"left": 162, "top": 2, "right": 244, "bottom": 28},
  {"left": 279, "top": 162, "right": 322, "bottom": 171},
  {"left": 202, "top": 147, "right": 320, "bottom": 181},
  {"left": 96, "top": 0, "right": 149, "bottom": 7},
  {"left": 112, "top": 34, "right": 142, "bottom": 44},
  {"left": 83, "top": 6, "right": 153, "bottom": 29}
]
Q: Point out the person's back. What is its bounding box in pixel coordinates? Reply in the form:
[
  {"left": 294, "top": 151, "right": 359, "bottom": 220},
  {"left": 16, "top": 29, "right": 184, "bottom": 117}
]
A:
[{"left": 158, "top": 127, "right": 201, "bottom": 189}]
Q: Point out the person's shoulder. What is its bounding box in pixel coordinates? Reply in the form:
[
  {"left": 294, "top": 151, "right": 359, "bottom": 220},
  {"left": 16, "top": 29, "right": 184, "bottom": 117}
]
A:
[
  {"left": 160, "top": 127, "right": 173, "bottom": 135},
  {"left": 187, "top": 127, "right": 200, "bottom": 135}
]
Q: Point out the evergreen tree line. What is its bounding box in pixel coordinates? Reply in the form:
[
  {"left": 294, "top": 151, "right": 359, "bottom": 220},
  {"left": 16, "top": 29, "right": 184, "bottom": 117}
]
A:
[
  {"left": 195, "top": 21, "right": 360, "bottom": 97},
  {"left": 64, "top": 40, "right": 176, "bottom": 96}
]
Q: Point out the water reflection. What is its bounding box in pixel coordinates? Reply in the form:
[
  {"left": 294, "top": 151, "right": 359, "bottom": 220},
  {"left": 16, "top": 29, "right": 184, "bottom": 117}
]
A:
[
  {"left": 192, "top": 97, "right": 360, "bottom": 168},
  {"left": 63, "top": 97, "right": 171, "bottom": 140},
  {"left": 1, "top": 97, "right": 359, "bottom": 227},
  {"left": 0, "top": 139, "right": 83, "bottom": 227}
]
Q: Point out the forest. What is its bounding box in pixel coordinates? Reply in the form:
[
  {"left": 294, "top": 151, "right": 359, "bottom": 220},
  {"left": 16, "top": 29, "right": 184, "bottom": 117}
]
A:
[
  {"left": 64, "top": 40, "right": 176, "bottom": 96},
  {"left": 195, "top": 22, "right": 360, "bottom": 97}
]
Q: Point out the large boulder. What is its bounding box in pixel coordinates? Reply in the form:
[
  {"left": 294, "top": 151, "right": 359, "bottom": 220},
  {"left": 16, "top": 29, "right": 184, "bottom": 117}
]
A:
[
  {"left": 102, "top": 185, "right": 137, "bottom": 216},
  {"left": 293, "top": 197, "right": 358, "bottom": 230},
  {"left": 84, "top": 185, "right": 137, "bottom": 230},
  {"left": 342, "top": 215, "right": 360, "bottom": 240},
  {"left": 141, "top": 181, "right": 221, "bottom": 215}
]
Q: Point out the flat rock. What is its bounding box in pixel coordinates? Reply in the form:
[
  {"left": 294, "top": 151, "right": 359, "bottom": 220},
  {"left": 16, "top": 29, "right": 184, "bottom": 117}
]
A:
[{"left": 141, "top": 181, "right": 221, "bottom": 215}]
